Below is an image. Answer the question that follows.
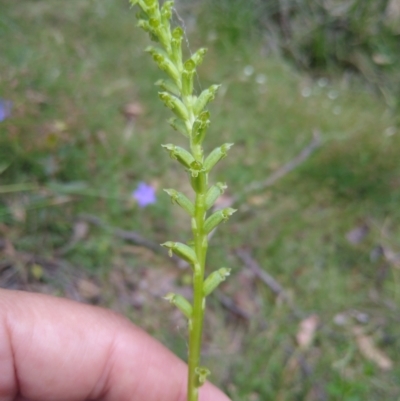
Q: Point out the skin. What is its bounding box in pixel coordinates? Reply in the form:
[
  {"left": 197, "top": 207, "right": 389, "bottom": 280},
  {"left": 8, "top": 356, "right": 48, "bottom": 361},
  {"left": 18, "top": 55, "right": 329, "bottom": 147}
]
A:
[{"left": 0, "top": 289, "right": 231, "bottom": 401}]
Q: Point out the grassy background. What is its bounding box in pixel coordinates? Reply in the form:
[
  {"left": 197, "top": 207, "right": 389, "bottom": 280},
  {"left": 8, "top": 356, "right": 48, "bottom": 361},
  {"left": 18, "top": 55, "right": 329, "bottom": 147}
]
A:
[{"left": 1, "top": 0, "right": 400, "bottom": 400}]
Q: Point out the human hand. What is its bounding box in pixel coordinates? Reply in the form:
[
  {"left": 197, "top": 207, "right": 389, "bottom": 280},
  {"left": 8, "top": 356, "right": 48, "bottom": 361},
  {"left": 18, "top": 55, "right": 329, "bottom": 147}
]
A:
[{"left": 0, "top": 289, "right": 231, "bottom": 401}]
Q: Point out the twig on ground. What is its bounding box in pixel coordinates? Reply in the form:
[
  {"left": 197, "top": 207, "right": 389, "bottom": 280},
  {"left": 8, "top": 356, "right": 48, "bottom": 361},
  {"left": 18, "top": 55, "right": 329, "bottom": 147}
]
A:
[
  {"left": 77, "top": 213, "right": 184, "bottom": 266},
  {"left": 235, "top": 248, "right": 286, "bottom": 298},
  {"left": 232, "top": 130, "right": 321, "bottom": 204},
  {"left": 235, "top": 247, "right": 303, "bottom": 318},
  {"left": 206, "top": 132, "right": 321, "bottom": 242},
  {"left": 216, "top": 292, "right": 252, "bottom": 320}
]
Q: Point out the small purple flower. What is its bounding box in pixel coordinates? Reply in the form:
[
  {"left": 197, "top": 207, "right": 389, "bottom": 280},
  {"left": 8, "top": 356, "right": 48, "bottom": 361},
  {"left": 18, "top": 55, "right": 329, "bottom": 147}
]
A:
[
  {"left": 0, "top": 99, "right": 12, "bottom": 122},
  {"left": 132, "top": 182, "right": 156, "bottom": 207}
]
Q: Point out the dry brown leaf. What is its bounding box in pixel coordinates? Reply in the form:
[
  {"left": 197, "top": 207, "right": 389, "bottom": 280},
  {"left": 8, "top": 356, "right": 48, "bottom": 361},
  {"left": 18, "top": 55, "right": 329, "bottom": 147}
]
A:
[
  {"left": 352, "top": 326, "right": 393, "bottom": 370},
  {"left": 296, "top": 314, "right": 319, "bottom": 349}
]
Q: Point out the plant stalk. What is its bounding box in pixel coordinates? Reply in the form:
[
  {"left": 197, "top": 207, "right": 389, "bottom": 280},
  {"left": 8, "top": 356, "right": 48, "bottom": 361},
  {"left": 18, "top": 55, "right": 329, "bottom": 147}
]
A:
[
  {"left": 130, "top": 2, "right": 234, "bottom": 399},
  {"left": 188, "top": 189, "right": 208, "bottom": 401}
]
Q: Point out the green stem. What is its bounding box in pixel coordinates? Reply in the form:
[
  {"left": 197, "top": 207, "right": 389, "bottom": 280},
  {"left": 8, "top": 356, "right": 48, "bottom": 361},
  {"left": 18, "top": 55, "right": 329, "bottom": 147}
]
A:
[
  {"left": 188, "top": 189, "right": 208, "bottom": 401},
  {"left": 130, "top": 3, "right": 223, "bottom": 398}
]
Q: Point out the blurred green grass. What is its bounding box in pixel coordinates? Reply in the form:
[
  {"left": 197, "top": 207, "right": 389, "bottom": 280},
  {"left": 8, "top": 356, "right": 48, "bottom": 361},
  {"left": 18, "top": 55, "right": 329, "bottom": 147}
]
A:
[{"left": 1, "top": 1, "right": 400, "bottom": 400}]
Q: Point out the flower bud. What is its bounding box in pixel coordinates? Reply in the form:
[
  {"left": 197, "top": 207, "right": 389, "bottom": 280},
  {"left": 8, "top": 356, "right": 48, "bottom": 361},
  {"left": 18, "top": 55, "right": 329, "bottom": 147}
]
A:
[
  {"left": 182, "top": 60, "right": 195, "bottom": 97},
  {"left": 149, "top": 17, "right": 161, "bottom": 30},
  {"left": 171, "top": 27, "right": 183, "bottom": 69},
  {"left": 193, "top": 84, "right": 220, "bottom": 115},
  {"left": 137, "top": 19, "right": 153, "bottom": 34},
  {"left": 161, "top": 241, "right": 197, "bottom": 265},
  {"left": 158, "top": 92, "right": 189, "bottom": 120},
  {"left": 191, "top": 111, "right": 210, "bottom": 144},
  {"left": 164, "top": 188, "right": 195, "bottom": 216},
  {"left": 161, "top": 1, "right": 173, "bottom": 21},
  {"left": 164, "top": 292, "right": 193, "bottom": 319},
  {"left": 188, "top": 160, "right": 203, "bottom": 177},
  {"left": 189, "top": 161, "right": 207, "bottom": 194},
  {"left": 146, "top": 47, "right": 180, "bottom": 81},
  {"left": 190, "top": 48, "right": 207, "bottom": 67},
  {"left": 190, "top": 171, "right": 207, "bottom": 194},
  {"left": 158, "top": 2, "right": 173, "bottom": 49},
  {"left": 205, "top": 182, "right": 227, "bottom": 210},
  {"left": 203, "top": 143, "right": 234, "bottom": 172},
  {"left": 157, "top": 30, "right": 171, "bottom": 52},
  {"left": 190, "top": 175, "right": 207, "bottom": 194},
  {"left": 168, "top": 118, "right": 190, "bottom": 137},
  {"left": 203, "top": 267, "right": 231, "bottom": 296},
  {"left": 204, "top": 207, "right": 236, "bottom": 234},
  {"left": 172, "top": 26, "right": 183, "bottom": 41},
  {"left": 155, "top": 79, "right": 180, "bottom": 97},
  {"left": 137, "top": 19, "right": 160, "bottom": 43},
  {"left": 161, "top": 144, "right": 194, "bottom": 168},
  {"left": 195, "top": 366, "right": 210, "bottom": 387}
]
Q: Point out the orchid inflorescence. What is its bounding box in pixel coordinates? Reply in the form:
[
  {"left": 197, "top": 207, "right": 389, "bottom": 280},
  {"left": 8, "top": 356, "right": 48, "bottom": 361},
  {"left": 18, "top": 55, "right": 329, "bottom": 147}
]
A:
[{"left": 129, "top": 1, "right": 235, "bottom": 400}]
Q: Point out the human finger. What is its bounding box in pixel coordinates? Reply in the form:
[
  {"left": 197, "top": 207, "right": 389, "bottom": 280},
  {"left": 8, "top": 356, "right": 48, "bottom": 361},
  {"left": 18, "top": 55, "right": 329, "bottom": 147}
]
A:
[{"left": 0, "top": 289, "right": 231, "bottom": 401}]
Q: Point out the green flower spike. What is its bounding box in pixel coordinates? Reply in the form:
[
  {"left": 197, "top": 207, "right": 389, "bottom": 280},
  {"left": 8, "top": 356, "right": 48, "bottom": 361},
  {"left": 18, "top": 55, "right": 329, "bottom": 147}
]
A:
[{"left": 131, "top": 2, "right": 235, "bottom": 400}]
